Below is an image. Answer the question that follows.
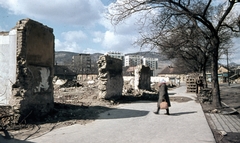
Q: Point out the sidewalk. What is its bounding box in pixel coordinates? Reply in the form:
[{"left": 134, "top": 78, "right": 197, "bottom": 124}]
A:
[
  {"left": 206, "top": 113, "right": 240, "bottom": 133},
  {"left": 1, "top": 84, "right": 216, "bottom": 143},
  {"left": 27, "top": 84, "right": 215, "bottom": 143}
]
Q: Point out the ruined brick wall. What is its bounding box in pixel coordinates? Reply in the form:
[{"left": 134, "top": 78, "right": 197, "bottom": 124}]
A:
[
  {"left": 134, "top": 65, "right": 151, "bottom": 90},
  {"left": 97, "top": 55, "right": 123, "bottom": 99},
  {"left": 9, "top": 19, "right": 55, "bottom": 122}
]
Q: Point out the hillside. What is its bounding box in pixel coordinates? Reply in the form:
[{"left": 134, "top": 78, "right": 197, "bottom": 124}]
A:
[
  {"left": 126, "top": 51, "right": 168, "bottom": 61},
  {"left": 55, "top": 51, "right": 79, "bottom": 65}
]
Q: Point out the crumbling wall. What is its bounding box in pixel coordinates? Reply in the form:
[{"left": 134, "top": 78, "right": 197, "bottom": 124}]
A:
[
  {"left": 134, "top": 65, "right": 151, "bottom": 90},
  {"left": 0, "top": 18, "right": 55, "bottom": 123},
  {"left": 97, "top": 55, "right": 123, "bottom": 99}
]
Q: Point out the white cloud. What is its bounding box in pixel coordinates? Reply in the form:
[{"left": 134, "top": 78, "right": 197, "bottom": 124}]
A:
[
  {"left": 102, "top": 31, "right": 119, "bottom": 48},
  {"left": 93, "top": 37, "right": 102, "bottom": 43},
  {"left": 97, "top": 1, "right": 157, "bottom": 54},
  {"left": 55, "top": 30, "right": 88, "bottom": 52},
  {"left": 82, "top": 48, "right": 105, "bottom": 54},
  {"left": 0, "top": 0, "right": 150, "bottom": 55},
  {"left": 92, "top": 31, "right": 104, "bottom": 43},
  {"left": 101, "top": 30, "right": 141, "bottom": 53},
  {"left": 100, "top": 4, "right": 143, "bottom": 35},
  {"left": 98, "top": 6, "right": 152, "bottom": 54},
  {"left": 61, "top": 30, "right": 87, "bottom": 42},
  {"left": 55, "top": 39, "right": 82, "bottom": 52},
  {"left": 0, "top": 0, "right": 105, "bottom": 26}
]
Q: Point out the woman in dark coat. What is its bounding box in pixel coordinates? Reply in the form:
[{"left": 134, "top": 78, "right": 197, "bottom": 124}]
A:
[{"left": 154, "top": 80, "right": 171, "bottom": 115}]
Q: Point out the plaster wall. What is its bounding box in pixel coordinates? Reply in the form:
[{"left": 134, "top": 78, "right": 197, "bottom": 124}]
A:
[{"left": 0, "top": 30, "right": 17, "bottom": 105}]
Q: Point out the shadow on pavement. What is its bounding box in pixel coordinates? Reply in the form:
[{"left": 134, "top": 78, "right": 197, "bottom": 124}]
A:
[
  {"left": 168, "top": 93, "right": 177, "bottom": 95},
  {"left": 0, "top": 130, "right": 34, "bottom": 143},
  {"left": 2, "top": 104, "right": 146, "bottom": 142},
  {"left": 98, "top": 108, "right": 149, "bottom": 119},
  {"left": 169, "top": 111, "right": 197, "bottom": 116},
  {"left": 38, "top": 103, "right": 114, "bottom": 123},
  {"left": 21, "top": 103, "right": 150, "bottom": 124}
]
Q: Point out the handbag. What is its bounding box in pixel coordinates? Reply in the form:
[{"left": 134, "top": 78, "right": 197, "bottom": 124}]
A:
[{"left": 160, "top": 101, "right": 168, "bottom": 109}]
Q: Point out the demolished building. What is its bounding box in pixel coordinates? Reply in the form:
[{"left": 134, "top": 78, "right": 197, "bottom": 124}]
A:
[
  {"left": 0, "top": 18, "right": 54, "bottom": 123},
  {"left": 134, "top": 65, "right": 151, "bottom": 90},
  {"left": 97, "top": 55, "right": 123, "bottom": 99}
]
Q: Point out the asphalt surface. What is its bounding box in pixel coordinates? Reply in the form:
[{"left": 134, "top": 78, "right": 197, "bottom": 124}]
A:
[{"left": 1, "top": 84, "right": 216, "bottom": 143}]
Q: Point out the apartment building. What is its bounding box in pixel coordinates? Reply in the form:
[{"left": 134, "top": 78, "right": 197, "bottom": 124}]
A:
[
  {"left": 124, "top": 55, "right": 142, "bottom": 67},
  {"left": 70, "top": 52, "right": 160, "bottom": 76},
  {"left": 72, "top": 53, "right": 91, "bottom": 74},
  {"left": 105, "top": 52, "right": 124, "bottom": 60},
  {"left": 142, "top": 57, "right": 158, "bottom": 70}
]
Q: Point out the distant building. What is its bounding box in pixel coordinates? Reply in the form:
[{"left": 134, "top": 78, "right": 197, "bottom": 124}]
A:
[
  {"left": 124, "top": 55, "right": 142, "bottom": 67},
  {"left": 143, "top": 57, "right": 158, "bottom": 69},
  {"left": 105, "top": 52, "right": 124, "bottom": 60},
  {"left": 230, "top": 66, "right": 240, "bottom": 83},
  {"left": 72, "top": 53, "right": 91, "bottom": 74},
  {"left": 158, "top": 66, "right": 189, "bottom": 83},
  {"left": 123, "top": 66, "right": 136, "bottom": 76},
  {"left": 217, "top": 65, "right": 234, "bottom": 83},
  {"left": 142, "top": 58, "right": 158, "bottom": 76},
  {"left": 54, "top": 65, "right": 77, "bottom": 80},
  {"left": 206, "top": 65, "right": 235, "bottom": 83}
]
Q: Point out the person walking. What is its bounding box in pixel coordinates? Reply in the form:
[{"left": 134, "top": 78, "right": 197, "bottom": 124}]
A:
[{"left": 154, "top": 79, "right": 171, "bottom": 115}]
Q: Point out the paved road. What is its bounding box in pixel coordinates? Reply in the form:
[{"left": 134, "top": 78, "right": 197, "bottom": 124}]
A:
[{"left": 1, "top": 84, "right": 216, "bottom": 143}]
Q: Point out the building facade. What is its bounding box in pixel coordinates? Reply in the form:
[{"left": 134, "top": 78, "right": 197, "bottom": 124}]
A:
[
  {"left": 72, "top": 53, "right": 91, "bottom": 75},
  {"left": 105, "top": 52, "right": 124, "bottom": 60},
  {"left": 124, "top": 55, "right": 142, "bottom": 67},
  {"left": 142, "top": 57, "right": 158, "bottom": 70}
]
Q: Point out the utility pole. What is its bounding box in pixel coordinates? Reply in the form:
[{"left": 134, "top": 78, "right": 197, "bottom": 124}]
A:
[{"left": 226, "top": 49, "right": 230, "bottom": 86}]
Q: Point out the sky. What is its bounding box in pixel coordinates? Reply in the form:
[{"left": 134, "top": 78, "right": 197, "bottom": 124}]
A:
[{"left": 0, "top": 0, "right": 240, "bottom": 64}]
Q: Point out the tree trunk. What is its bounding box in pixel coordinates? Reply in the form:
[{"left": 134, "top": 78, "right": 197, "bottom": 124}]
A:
[
  {"left": 211, "top": 46, "right": 222, "bottom": 108},
  {"left": 202, "top": 65, "right": 208, "bottom": 88}
]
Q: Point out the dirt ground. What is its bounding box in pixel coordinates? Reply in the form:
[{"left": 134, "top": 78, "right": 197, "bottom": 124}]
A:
[{"left": 1, "top": 80, "right": 239, "bottom": 142}]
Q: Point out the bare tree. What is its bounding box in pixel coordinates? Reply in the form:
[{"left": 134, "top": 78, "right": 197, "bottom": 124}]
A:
[
  {"left": 109, "top": 0, "right": 240, "bottom": 108},
  {"left": 152, "top": 20, "right": 234, "bottom": 88}
]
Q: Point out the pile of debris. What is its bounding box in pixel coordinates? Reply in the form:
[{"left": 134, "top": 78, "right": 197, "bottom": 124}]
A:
[
  {"left": 60, "top": 80, "right": 82, "bottom": 88},
  {"left": 0, "top": 106, "right": 14, "bottom": 130},
  {"left": 197, "top": 88, "right": 212, "bottom": 104}
]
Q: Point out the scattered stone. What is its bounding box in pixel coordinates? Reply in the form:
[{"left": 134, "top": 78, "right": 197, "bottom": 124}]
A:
[
  {"left": 60, "top": 80, "right": 82, "bottom": 88},
  {"left": 87, "top": 80, "right": 95, "bottom": 84},
  {"left": 211, "top": 109, "right": 220, "bottom": 113},
  {"left": 218, "top": 130, "right": 227, "bottom": 136}
]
